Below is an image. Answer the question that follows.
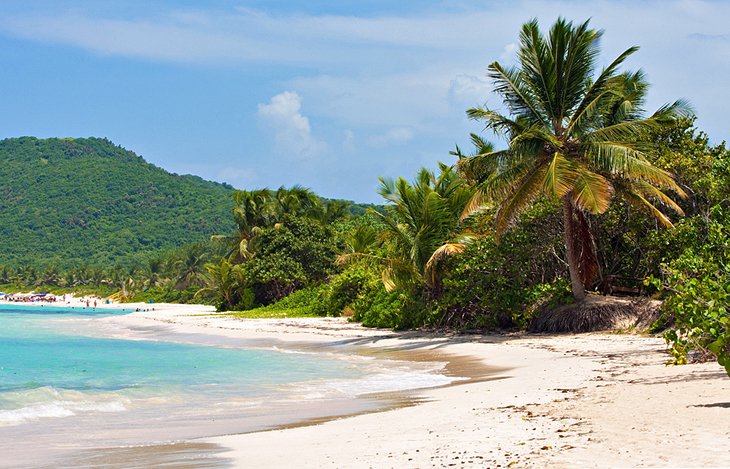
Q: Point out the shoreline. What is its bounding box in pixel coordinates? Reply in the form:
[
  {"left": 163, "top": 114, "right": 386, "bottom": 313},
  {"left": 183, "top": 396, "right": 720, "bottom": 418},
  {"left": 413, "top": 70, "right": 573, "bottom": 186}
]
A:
[
  {"left": 99, "top": 305, "right": 730, "bottom": 468},
  {"left": 3, "top": 301, "right": 730, "bottom": 467}
]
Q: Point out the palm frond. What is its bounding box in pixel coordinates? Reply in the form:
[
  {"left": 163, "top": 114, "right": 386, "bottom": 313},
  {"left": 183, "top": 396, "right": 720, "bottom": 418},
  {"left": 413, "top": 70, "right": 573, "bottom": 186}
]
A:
[
  {"left": 543, "top": 152, "right": 579, "bottom": 198},
  {"left": 460, "top": 187, "right": 490, "bottom": 220},
  {"left": 570, "top": 169, "right": 613, "bottom": 214},
  {"left": 424, "top": 242, "right": 467, "bottom": 284},
  {"left": 568, "top": 45, "right": 639, "bottom": 134},
  {"left": 622, "top": 191, "right": 674, "bottom": 227},
  {"left": 487, "top": 61, "right": 548, "bottom": 126},
  {"left": 466, "top": 107, "right": 524, "bottom": 137},
  {"left": 494, "top": 164, "right": 548, "bottom": 235},
  {"left": 477, "top": 160, "right": 532, "bottom": 202},
  {"left": 630, "top": 180, "right": 685, "bottom": 215},
  {"left": 650, "top": 99, "right": 694, "bottom": 123},
  {"left": 584, "top": 142, "right": 686, "bottom": 195}
]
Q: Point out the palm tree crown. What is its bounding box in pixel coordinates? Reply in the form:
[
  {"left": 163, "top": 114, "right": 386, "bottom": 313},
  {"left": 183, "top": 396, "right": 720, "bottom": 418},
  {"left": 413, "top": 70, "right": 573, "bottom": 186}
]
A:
[
  {"left": 464, "top": 18, "right": 691, "bottom": 299},
  {"left": 375, "top": 164, "right": 474, "bottom": 295}
]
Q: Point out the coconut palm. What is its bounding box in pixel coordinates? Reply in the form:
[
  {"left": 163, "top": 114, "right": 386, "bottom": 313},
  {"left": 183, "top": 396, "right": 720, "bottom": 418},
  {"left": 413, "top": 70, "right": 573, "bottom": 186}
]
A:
[
  {"left": 375, "top": 164, "right": 474, "bottom": 296},
  {"left": 195, "top": 258, "right": 246, "bottom": 311},
  {"left": 38, "top": 265, "right": 62, "bottom": 287},
  {"left": 464, "top": 18, "right": 691, "bottom": 300},
  {"left": 173, "top": 243, "right": 208, "bottom": 290},
  {"left": 309, "top": 199, "right": 350, "bottom": 225},
  {"left": 341, "top": 223, "right": 381, "bottom": 255},
  {"left": 212, "top": 189, "right": 273, "bottom": 262},
  {"left": 143, "top": 255, "right": 167, "bottom": 288},
  {"left": 452, "top": 134, "right": 496, "bottom": 185},
  {"left": 272, "top": 186, "right": 320, "bottom": 218},
  {"left": 0, "top": 265, "right": 12, "bottom": 284}
]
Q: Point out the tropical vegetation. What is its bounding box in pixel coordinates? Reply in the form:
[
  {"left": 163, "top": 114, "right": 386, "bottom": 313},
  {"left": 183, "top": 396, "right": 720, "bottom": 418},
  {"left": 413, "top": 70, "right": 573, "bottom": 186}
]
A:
[
  {"left": 462, "top": 18, "right": 690, "bottom": 301},
  {"left": 1, "top": 18, "right": 727, "bottom": 376}
]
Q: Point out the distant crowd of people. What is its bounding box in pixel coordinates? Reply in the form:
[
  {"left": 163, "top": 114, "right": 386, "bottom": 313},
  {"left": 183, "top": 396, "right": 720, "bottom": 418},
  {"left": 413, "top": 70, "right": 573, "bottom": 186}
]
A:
[{"left": 1, "top": 293, "right": 58, "bottom": 303}]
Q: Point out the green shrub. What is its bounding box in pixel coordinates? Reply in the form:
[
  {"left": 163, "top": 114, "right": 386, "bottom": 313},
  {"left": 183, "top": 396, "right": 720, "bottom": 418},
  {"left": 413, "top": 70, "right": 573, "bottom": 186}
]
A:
[
  {"left": 231, "top": 285, "right": 325, "bottom": 318},
  {"left": 347, "top": 281, "right": 427, "bottom": 329},
  {"left": 245, "top": 216, "right": 338, "bottom": 305},
  {"left": 433, "top": 209, "right": 568, "bottom": 330},
  {"left": 651, "top": 210, "right": 730, "bottom": 376},
  {"left": 311, "top": 264, "right": 379, "bottom": 317}
]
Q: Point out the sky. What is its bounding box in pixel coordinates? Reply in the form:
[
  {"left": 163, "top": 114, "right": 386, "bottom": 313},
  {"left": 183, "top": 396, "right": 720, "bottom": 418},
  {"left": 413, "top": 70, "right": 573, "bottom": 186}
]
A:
[{"left": 0, "top": 0, "right": 728, "bottom": 203}]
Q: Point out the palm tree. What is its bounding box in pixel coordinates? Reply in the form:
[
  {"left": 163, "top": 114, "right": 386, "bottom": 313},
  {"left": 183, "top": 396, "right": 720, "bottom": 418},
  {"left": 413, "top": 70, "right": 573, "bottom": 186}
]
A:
[
  {"left": 464, "top": 18, "right": 690, "bottom": 300},
  {"left": 38, "top": 265, "right": 62, "bottom": 287},
  {"left": 310, "top": 199, "right": 350, "bottom": 225},
  {"left": 375, "top": 164, "right": 474, "bottom": 297},
  {"left": 272, "top": 186, "right": 320, "bottom": 218},
  {"left": 0, "top": 265, "right": 12, "bottom": 284},
  {"left": 173, "top": 243, "right": 208, "bottom": 290},
  {"left": 214, "top": 186, "right": 335, "bottom": 263},
  {"left": 452, "top": 134, "right": 496, "bottom": 185},
  {"left": 212, "top": 189, "right": 273, "bottom": 262},
  {"left": 195, "top": 258, "right": 246, "bottom": 311},
  {"left": 341, "top": 223, "right": 381, "bottom": 255},
  {"left": 143, "top": 255, "right": 166, "bottom": 288}
]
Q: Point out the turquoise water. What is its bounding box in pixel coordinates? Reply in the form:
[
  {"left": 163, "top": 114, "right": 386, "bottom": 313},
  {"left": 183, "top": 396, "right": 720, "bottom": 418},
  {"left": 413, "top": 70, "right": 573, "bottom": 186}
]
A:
[
  {"left": 0, "top": 305, "right": 363, "bottom": 425},
  {"left": 1, "top": 306, "right": 353, "bottom": 397},
  {"left": 0, "top": 305, "right": 454, "bottom": 467}
]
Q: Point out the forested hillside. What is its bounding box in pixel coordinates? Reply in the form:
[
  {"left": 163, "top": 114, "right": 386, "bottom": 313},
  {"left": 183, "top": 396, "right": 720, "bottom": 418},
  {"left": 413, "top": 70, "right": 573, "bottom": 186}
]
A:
[{"left": 0, "top": 137, "right": 236, "bottom": 268}]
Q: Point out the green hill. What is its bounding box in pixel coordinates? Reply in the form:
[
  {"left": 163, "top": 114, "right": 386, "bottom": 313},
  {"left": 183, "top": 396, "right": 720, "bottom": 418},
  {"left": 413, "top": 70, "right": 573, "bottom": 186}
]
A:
[{"left": 0, "top": 137, "right": 236, "bottom": 268}]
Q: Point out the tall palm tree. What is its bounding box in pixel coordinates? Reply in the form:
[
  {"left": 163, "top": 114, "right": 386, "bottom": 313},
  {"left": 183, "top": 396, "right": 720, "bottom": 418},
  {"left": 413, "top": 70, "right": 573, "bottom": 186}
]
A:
[{"left": 464, "top": 18, "right": 690, "bottom": 300}]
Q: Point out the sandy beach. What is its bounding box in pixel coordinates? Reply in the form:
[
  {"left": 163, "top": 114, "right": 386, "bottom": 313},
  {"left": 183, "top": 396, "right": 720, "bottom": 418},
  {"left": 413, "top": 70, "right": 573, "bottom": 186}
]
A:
[{"left": 66, "top": 303, "right": 730, "bottom": 469}]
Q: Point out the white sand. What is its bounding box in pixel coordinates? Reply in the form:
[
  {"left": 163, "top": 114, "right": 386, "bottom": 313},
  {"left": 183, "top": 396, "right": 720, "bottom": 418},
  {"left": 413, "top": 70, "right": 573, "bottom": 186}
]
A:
[
  {"left": 95, "top": 306, "right": 730, "bottom": 468},
  {"left": 4, "top": 299, "right": 729, "bottom": 467}
]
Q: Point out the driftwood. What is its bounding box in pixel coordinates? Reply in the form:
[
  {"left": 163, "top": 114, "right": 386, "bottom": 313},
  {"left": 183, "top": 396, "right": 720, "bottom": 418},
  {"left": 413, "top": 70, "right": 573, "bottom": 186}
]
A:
[{"left": 529, "top": 295, "right": 662, "bottom": 333}]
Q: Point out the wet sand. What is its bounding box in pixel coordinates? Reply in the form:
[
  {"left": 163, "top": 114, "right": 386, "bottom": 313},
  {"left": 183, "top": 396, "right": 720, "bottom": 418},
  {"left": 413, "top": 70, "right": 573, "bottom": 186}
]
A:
[
  {"left": 111, "top": 307, "right": 730, "bottom": 468},
  {"left": 6, "top": 301, "right": 730, "bottom": 468}
]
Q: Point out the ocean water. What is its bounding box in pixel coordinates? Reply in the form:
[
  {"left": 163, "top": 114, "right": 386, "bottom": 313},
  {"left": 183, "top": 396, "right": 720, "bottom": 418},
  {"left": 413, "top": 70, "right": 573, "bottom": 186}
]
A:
[{"left": 0, "top": 305, "right": 454, "bottom": 467}]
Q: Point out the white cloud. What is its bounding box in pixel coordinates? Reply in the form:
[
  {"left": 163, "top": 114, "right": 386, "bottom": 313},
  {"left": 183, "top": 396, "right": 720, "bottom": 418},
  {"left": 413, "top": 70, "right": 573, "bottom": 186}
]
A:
[
  {"left": 0, "top": 8, "right": 502, "bottom": 66},
  {"left": 499, "top": 42, "right": 518, "bottom": 62},
  {"left": 448, "top": 74, "right": 492, "bottom": 106},
  {"left": 257, "top": 91, "right": 326, "bottom": 159},
  {"left": 368, "top": 127, "right": 414, "bottom": 147},
  {"left": 0, "top": 13, "right": 269, "bottom": 63}
]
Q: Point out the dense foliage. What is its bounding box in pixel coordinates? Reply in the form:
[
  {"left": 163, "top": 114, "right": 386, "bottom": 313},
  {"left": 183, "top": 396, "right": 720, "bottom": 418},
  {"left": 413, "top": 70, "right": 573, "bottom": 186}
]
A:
[
  {"left": 646, "top": 122, "right": 730, "bottom": 375},
  {"left": 243, "top": 215, "right": 339, "bottom": 304},
  {"left": 464, "top": 18, "right": 689, "bottom": 301},
  {"left": 1, "top": 20, "right": 727, "bottom": 376},
  {"left": 0, "top": 137, "right": 236, "bottom": 268}
]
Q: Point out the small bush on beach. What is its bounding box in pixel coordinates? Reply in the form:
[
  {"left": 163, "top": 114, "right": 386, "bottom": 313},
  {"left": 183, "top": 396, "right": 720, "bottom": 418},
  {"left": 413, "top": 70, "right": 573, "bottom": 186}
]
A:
[{"left": 228, "top": 285, "right": 325, "bottom": 319}]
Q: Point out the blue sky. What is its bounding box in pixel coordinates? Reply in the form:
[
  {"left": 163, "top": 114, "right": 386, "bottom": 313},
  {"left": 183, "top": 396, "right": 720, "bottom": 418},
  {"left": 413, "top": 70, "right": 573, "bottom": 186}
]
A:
[{"left": 0, "top": 1, "right": 728, "bottom": 202}]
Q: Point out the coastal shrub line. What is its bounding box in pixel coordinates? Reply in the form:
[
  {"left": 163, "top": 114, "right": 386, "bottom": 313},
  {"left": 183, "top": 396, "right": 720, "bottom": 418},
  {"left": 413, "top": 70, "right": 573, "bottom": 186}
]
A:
[{"left": 2, "top": 18, "right": 728, "bottom": 376}]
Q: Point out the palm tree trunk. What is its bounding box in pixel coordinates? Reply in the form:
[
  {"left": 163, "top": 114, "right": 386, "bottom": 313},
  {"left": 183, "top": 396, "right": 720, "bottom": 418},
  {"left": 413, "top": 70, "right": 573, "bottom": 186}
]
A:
[{"left": 562, "top": 197, "right": 587, "bottom": 301}]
